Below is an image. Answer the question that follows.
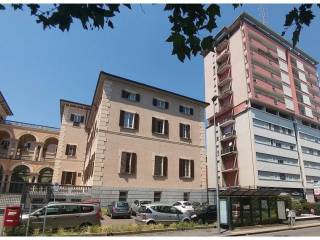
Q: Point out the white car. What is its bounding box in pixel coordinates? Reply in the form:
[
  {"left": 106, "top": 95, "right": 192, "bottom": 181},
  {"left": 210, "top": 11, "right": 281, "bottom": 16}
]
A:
[{"left": 172, "top": 201, "right": 194, "bottom": 214}]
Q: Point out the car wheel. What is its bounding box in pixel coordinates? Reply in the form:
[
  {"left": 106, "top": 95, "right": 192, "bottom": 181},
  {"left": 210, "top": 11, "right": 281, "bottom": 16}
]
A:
[
  {"left": 197, "top": 218, "right": 204, "bottom": 224},
  {"left": 183, "top": 219, "right": 190, "bottom": 223},
  {"left": 79, "top": 223, "right": 92, "bottom": 231},
  {"left": 147, "top": 221, "right": 156, "bottom": 225}
]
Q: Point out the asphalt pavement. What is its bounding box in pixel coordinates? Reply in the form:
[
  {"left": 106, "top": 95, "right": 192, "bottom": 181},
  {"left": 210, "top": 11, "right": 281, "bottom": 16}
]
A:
[{"left": 250, "top": 226, "right": 320, "bottom": 236}]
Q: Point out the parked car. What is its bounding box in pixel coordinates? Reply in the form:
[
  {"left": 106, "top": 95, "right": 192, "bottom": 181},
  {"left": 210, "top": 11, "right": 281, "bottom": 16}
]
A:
[
  {"left": 172, "top": 201, "right": 194, "bottom": 214},
  {"left": 130, "top": 200, "right": 152, "bottom": 216},
  {"left": 21, "top": 202, "right": 101, "bottom": 229},
  {"left": 191, "top": 205, "right": 217, "bottom": 224},
  {"left": 135, "top": 203, "right": 191, "bottom": 225},
  {"left": 107, "top": 201, "right": 131, "bottom": 219}
]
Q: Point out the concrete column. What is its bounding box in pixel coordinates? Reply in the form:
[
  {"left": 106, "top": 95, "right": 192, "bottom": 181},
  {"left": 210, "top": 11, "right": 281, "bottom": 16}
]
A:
[
  {"left": 10, "top": 139, "right": 18, "bottom": 159},
  {"left": 5, "top": 173, "right": 12, "bottom": 193},
  {"left": 0, "top": 173, "right": 6, "bottom": 193},
  {"left": 38, "top": 144, "right": 44, "bottom": 161},
  {"left": 32, "top": 143, "right": 40, "bottom": 161}
]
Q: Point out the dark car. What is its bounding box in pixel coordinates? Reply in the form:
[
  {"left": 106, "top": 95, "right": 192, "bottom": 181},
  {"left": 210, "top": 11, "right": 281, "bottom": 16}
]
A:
[
  {"left": 107, "top": 201, "right": 131, "bottom": 219},
  {"left": 191, "top": 205, "right": 217, "bottom": 224}
]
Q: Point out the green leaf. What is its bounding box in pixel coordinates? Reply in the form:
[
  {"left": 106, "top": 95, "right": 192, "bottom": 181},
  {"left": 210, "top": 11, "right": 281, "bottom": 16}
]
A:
[
  {"left": 0, "top": 4, "right": 5, "bottom": 10},
  {"left": 107, "top": 20, "right": 114, "bottom": 29}
]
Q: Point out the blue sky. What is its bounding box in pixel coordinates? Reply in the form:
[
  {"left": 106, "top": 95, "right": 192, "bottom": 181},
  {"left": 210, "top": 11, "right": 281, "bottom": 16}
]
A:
[{"left": 1, "top": 4, "right": 319, "bottom": 128}]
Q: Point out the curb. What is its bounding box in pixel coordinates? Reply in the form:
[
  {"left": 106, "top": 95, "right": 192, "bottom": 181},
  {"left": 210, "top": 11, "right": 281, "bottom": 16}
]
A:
[
  {"left": 59, "top": 225, "right": 216, "bottom": 236},
  {"left": 228, "top": 222, "right": 320, "bottom": 236}
]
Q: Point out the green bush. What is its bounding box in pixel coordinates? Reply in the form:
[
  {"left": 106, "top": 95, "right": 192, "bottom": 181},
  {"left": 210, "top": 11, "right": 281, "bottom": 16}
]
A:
[
  {"left": 4, "top": 225, "right": 29, "bottom": 236},
  {"left": 292, "top": 199, "right": 303, "bottom": 216},
  {"left": 314, "top": 202, "right": 320, "bottom": 216},
  {"left": 101, "top": 207, "right": 109, "bottom": 216}
]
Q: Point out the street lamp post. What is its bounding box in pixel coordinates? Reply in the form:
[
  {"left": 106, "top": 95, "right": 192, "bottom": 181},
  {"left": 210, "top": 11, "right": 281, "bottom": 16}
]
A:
[{"left": 212, "top": 95, "right": 220, "bottom": 234}]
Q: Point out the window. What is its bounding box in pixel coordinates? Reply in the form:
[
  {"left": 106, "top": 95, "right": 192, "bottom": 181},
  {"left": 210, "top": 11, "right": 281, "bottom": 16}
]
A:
[
  {"left": 180, "top": 123, "right": 191, "bottom": 139},
  {"left": 154, "top": 156, "right": 168, "bottom": 177},
  {"left": 70, "top": 114, "right": 84, "bottom": 126},
  {"left": 279, "top": 173, "right": 286, "bottom": 180},
  {"left": 61, "top": 171, "right": 76, "bottom": 185},
  {"left": 119, "top": 191, "right": 128, "bottom": 202},
  {"left": 120, "top": 152, "right": 137, "bottom": 175},
  {"left": 179, "top": 105, "right": 194, "bottom": 116},
  {"left": 152, "top": 117, "right": 168, "bottom": 135},
  {"left": 154, "top": 191, "right": 161, "bottom": 202},
  {"left": 119, "top": 110, "right": 139, "bottom": 130},
  {"left": 183, "top": 192, "right": 190, "bottom": 201},
  {"left": 61, "top": 205, "right": 81, "bottom": 214},
  {"left": 0, "top": 140, "right": 9, "bottom": 150},
  {"left": 179, "top": 159, "right": 194, "bottom": 178},
  {"left": 122, "top": 90, "right": 140, "bottom": 102},
  {"left": 153, "top": 98, "right": 169, "bottom": 109},
  {"left": 65, "top": 144, "right": 77, "bottom": 157}
]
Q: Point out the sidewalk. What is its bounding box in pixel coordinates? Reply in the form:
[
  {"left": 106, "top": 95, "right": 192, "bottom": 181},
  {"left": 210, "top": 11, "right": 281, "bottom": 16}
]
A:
[{"left": 227, "top": 219, "right": 320, "bottom": 236}]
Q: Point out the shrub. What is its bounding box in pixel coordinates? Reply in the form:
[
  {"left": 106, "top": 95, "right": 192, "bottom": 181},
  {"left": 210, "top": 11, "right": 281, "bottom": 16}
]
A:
[
  {"left": 292, "top": 199, "right": 303, "bottom": 216},
  {"left": 314, "top": 202, "right": 320, "bottom": 216},
  {"left": 4, "top": 225, "right": 27, "bottom": 236},
  {"left": 101, "top": 207, "right": 109, "bottom": 216}
]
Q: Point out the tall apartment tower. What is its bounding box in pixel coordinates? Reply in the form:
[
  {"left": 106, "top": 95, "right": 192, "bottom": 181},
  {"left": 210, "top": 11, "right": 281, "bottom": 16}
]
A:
[{"left": 204, "top": 13, "right": 320, "bottom": 202}]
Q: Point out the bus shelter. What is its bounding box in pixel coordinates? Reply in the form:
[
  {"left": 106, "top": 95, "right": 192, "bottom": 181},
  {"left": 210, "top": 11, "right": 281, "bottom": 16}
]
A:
[{"left": 219, "top": 188, "right": 288, "bottom": 229}]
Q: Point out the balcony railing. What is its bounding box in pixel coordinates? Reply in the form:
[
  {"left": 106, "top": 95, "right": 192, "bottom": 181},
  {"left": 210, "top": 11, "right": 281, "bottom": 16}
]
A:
[
  {"left": 220, "top": 130, "right": 236, "bottom": 141},
  {"left": 221, "top": 146, "right": 237, "bottom": 156},
  {"left": 216, "top": 40, "right": 229, "bottom": 54},
  {"left": 219, "top": 117, "right": 235, "bottom": 127},
  {"left": 218, "top": 88, "right": 233, "bottom": 99},
  {"left": 3, "top": 120, "right": 59, "bottom": 132},
  {"left": 217, "top": 61, "right": 231, "bottom": 75}
]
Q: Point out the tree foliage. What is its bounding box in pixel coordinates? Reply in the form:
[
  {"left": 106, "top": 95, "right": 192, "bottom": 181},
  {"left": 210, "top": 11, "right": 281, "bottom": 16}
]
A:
[{"left": 0, "top": 4, "right": 318, "bottom": 62}]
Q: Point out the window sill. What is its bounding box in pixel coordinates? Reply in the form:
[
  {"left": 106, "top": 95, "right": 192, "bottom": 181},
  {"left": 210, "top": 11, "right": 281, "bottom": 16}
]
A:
[
  {"left": 153, "top": 175, "right": 167, "bottom": 179},
  {"left": 180, "top": 137, "right": 192, "bottom": 143},
  {"left": 66, "top": 155, "right": 77, "bottom": 159},
  {"left": 180, "top": 176, "right": 194, "bottom": 180},
  {"left": 120, "top": 126, "right": 138, "bottom": 131},
  {"left": 153, "top": 132, "right": 168, "bottom": 138}
]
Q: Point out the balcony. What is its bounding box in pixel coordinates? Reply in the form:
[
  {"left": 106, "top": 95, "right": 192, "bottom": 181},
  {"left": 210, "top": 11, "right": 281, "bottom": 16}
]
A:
[
  {"left": 216, "top": 40, "right": 229, "bottom": 54},
  {"left": 220, "top": 130, "right": 236, "bottom": 142},
  {"left": 219, "top": 117, "right": 235, "bottom": 127},
  {"left": 251, "top": 54, "right": 280, "bottom": 75},
  {"left": 217, "top": 61, "right": 231, "bottom": 75},
  {"left": 253, "top": 70, "right": 282, "bottom": 89},
  {"left": 248, "top": 31, "right": 277, "bottom": 53},
  {"left": 218, "top": 87, "right": 233, "bottom": 100},
  {"left": 222, "top": 167, "right": 239, "bottom": 173},
  {"left": 217, "top": 49, "right": 230, "bottom": 64},
  {"left": 221, "top": 146, "right": 237, "bottom": 157}
]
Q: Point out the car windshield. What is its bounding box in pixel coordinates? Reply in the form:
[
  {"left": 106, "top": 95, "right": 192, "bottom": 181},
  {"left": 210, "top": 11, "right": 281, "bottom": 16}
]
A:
[
  {"left": 117, "top": 202, "right": 129, "bottom": 207},
  {"left": 140, "top": 201, "right": 151, "bottom": 205},
  {"left": 184, "top": 202, "right": 192, "bottom": 206}
]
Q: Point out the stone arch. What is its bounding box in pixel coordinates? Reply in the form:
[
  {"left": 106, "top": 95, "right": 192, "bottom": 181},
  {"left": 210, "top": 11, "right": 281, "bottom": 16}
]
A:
[
  {"left": 42, "top": 137, "right": 58, "bottom": 160},
  {"left": 38, "top": 167, "right": 54, "bottom": 184},
  {"left": 9, "top": 165, "right": 30, "bottom": 193},
  {"left": 16, "top": 132, "right": 39, "bottom": 143},
  {"left": 16, "top": 134, "right": 37, "bottom": 160},
  {"left": 0, "top": 130, "right": 11, "bottom": 158}
]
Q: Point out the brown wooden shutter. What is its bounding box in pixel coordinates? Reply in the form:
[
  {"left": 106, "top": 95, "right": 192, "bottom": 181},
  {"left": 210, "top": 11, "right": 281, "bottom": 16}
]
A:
[
  {"left": 179, "top": 123, "right": 183, "bottom": 138},
  {"left": 65, "top": 144, "right": 70, "bottom": 155},
  {"left": 131, "top": 153, "right": 137, "bottom": 174},
  {"left": 119, "top": 110, "right": 125, "bottom": 127},
  {"left": 70, "top": 114, "right": 75, "bottom": 121},
  {"left": 152, "top": 117, "right": 156, "bottom": 133},
  {"left": 80, "top": 116, "right": 85, "bottom": 123},
  {"left": 179, "top": 159, "right": 183, "bottom": 178},
  {"left": 61, "top": 172, "right": 66, "bottom": 184},
  {"left": 187, "top": 125, "right": 191, "bottom": 139},
  {"left": 191, "top": 160, "right": 194, "bottom": 178},
  {"left": 163, "top": 157, "right": 168, "bottom": 177},
  {"left": 134, "top": 113, "right": 139, "bottom": 130},
  {"left": 136, "top": 94, "right": 140, "bottom": 102},
  {"left": 71, "top": 172, "right": 76, "bottom": 185},
  {"left": 165, "top": 101, "right": 169, "bottom": 109},
  {"left": 73, "top": 145, "right": 77, "bottom": 156},
  {"left": 164, "top": 120, "right": 169, "bottom": 135},
  {"left": 120, "top": 152, "right": 127, "bottom": 174}
]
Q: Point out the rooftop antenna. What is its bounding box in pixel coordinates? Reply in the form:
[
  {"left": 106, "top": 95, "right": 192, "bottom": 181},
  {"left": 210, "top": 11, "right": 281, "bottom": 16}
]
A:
[{"left": 258, "top": 6, "right": 268, "bottom": 25}]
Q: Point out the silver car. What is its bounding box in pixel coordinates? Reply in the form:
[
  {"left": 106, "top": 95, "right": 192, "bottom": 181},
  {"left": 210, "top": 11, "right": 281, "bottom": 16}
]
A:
[
  {"left": 21, "top": 202, "right": 101, "bottom": 229},
  {"left": 130, "top": 200, "right": 152, "bottom": 215},
  {"left": 135, "top": 203, "right": 191, "bottom": 225}
]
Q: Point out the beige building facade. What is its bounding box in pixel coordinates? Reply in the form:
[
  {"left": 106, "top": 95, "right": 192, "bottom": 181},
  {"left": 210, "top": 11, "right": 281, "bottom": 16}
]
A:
[{"left": 1, "top": 72, "right": 209, "bottom": 205}]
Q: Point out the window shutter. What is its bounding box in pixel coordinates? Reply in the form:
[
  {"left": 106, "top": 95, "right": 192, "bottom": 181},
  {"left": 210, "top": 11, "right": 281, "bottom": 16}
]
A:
[
  {"left": 163, "top": 157, "right": 168, "bottom": 177},
  {"left": 134, "top": 114, "right": 139, "bottom": 130},
  {"left": 80, "top": 116, "right": 85, "bottom": 123},
  {"left": 191, "top": 160, "right": 194, "bottom": 178},
  {"left": 131, "top": 153, "right": 137, "bottom": 174},
  {"left": 164, "top": 120, "right": 169, "bottom": 135},
  {"left": 153, "top": 98, "right": 157, "bottom": 106},
  {"left": 152, "top": 117, "right": 156, "bottom": 133},
  {"left": 119, "top": 110, "right": 125, "bottom": 127},
  {"left": 65, "top": 144, "right": 70, "bottom": 155},
  {"left": 122, "top": 90, "right": 128, "bottom": 98},
  {"left": 165, "top": 101, "right": 169, "bottom": 109},
  {"left": 187, "top": 125, "right": 191, "bottom": 139},
  {"left": 70, "top": 114, "right": 75, "bottom": 121},
  {"left": 120, "top": 152, "right": 127, "bottom": 174},
  {"left": 179, "top": 123, "right": 183, "bottom": 138},
  {"left": 179, "top": 159, "right": 183, "bottom": 178},
  {"left": 179, "top": 105, "right": 184, "bottom": 113},
  {"left": 190, "top": 108, "right": 194, "bottom": 115},
  {"left": 71, "top": 172, "right": 76, "bottom": 185},
  {"left": 73, "top": 146, "right": 77, "bottom": 156},
  {"left": 61, "top": 172, "right": 66, "bottom": 184},
  {"left": 136, "top": 94, "right": 140, "bottom": 102}
]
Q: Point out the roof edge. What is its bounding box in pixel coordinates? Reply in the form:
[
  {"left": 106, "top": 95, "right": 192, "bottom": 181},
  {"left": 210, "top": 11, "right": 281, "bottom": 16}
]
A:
[{"left": 0, "top": 91, "right": 13, "bottom": 116}]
